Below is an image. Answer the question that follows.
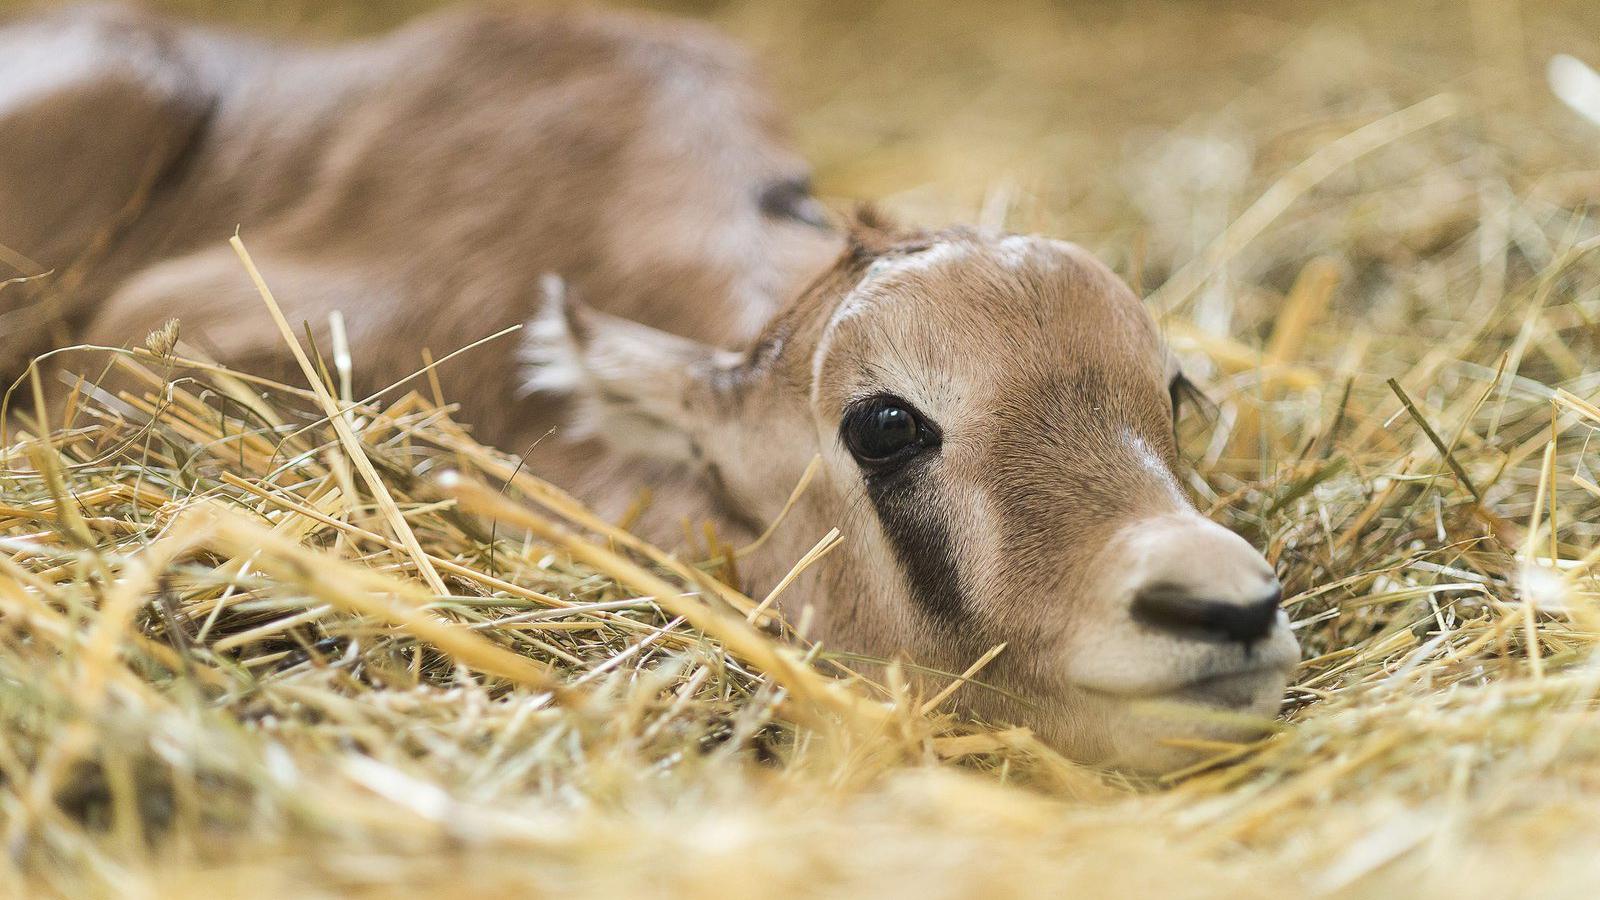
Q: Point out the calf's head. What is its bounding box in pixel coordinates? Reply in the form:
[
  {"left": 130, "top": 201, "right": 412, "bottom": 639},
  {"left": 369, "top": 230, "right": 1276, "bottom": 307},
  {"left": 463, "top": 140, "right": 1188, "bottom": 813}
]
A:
[{"left": 526, "top": 219, "right": 1299, "bottom": 771}]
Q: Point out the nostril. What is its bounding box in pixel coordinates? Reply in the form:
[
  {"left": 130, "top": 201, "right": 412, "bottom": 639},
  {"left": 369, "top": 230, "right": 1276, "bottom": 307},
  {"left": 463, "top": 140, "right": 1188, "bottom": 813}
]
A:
[{"left": 1130, "top": 582, "right": 1283, "bottom": 645}]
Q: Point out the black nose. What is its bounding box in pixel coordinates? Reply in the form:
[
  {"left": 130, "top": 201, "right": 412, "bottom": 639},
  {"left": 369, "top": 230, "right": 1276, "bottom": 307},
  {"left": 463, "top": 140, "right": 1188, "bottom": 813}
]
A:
[{"left": 1130, "top": 582, "right": 1283, "bottom": 645}]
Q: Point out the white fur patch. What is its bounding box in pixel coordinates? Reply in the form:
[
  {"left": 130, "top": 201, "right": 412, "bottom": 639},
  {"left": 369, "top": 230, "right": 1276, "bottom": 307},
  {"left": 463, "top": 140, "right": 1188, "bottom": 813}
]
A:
[
  {"left": 516, "top": 274, "right": 704, "bottom": 461},
  {"left": 863, "top": 240, "right": 970, "bottom": 281},
  {"left": 516, "top": 274, "right": 585, "bottom": 398},
  {"left": 995, "top": 234, "right": 1084, "bottom": 271},
  {"left": 994, "top": 234, "right": 1036, "bottom": 268},
  {"left": 1123, "top": 429, "right": 1186, "bottom": 504},
  {"left": 809, "top": 241, "right": 971, "bottom": 394},
  {"left": 810, "top": 286, "right": 871, "bottom": 396},
  {"left": 0, "top": 35, "right": 97, "bottom": 109}
]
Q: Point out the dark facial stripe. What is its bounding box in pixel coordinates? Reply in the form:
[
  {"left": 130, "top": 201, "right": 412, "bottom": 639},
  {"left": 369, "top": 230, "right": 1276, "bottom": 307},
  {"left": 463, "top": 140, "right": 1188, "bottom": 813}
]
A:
[{"left": 863, "top": 464, "right": 969, "bottom": 625}]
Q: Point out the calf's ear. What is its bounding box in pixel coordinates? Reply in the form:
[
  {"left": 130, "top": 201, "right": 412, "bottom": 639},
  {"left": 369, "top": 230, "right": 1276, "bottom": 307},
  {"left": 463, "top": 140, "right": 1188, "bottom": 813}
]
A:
[{"left": 520, "top": 276, "right": 742, "bottom": 463}]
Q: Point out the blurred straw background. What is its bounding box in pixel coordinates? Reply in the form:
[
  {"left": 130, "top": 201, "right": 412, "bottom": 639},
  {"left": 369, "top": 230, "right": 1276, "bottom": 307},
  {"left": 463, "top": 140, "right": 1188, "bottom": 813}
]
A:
[{"left": 5, "top": 0, "right": 1600, "bottom": 896}]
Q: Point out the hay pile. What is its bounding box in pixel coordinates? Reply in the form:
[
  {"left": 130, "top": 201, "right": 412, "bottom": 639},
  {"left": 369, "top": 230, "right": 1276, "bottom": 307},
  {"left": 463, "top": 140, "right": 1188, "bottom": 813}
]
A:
[{"left": 5, "top": 0, "right": 1600, "bottom": 896}]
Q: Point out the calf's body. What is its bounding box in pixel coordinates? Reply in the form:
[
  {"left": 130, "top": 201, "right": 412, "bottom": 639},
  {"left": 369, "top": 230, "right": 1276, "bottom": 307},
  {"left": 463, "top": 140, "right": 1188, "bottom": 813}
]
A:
[
  {"left": 0, "top": 3, "right": 838, "bottom": 450},
  {"left": 0, "top": 4, "right": 1298, "bottom": 770}
]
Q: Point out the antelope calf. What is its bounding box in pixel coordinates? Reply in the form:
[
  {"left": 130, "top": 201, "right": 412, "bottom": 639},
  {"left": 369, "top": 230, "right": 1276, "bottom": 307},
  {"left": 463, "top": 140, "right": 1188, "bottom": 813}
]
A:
[{"left": 0, "top": 3, "right": 1298, "bottom": 770}]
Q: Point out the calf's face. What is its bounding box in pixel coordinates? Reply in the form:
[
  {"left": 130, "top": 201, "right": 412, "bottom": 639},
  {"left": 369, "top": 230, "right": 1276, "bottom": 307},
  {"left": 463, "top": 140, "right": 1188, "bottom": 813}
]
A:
[{"left": 530, "top": 225, "right": 1299, "bottom": 771}]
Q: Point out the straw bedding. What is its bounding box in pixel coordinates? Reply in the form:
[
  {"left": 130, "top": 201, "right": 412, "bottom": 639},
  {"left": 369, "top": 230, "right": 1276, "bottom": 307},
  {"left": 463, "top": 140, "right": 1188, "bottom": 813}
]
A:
[{"left": 3, "top": 0, "right": 1600, "bottom": 896}]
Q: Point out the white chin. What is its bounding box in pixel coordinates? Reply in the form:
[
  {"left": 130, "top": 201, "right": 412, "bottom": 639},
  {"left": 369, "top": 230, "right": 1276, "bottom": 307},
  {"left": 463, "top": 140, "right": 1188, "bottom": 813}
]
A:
[{"left": 1101, "top": 670, "right": 1291, "bottom": 773}]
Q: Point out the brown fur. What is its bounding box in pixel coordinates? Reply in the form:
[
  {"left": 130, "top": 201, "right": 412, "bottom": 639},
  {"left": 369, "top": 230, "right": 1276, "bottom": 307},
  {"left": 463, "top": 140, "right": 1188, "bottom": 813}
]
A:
[
  {"left": 532, "top": 221, "right": 1299, "bottom": 769},
  {"left": 0, "top": 2, "right": 840, "bottom": 434},
  {"left": 0, "top": 4, "right": 1297, "bottom": 770}
]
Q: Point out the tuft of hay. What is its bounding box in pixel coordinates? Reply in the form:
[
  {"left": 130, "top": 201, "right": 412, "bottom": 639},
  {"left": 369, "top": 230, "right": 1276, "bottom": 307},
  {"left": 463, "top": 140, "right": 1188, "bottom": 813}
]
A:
[{"left": 5, "top": 0, "right": 1600, "bottom": 896}]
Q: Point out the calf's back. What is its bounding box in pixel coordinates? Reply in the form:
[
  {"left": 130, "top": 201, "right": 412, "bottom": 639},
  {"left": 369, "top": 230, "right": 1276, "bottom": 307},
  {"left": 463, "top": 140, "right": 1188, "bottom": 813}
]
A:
[{"left": 0, "top": 3, "right": 840, "bottom": 455}]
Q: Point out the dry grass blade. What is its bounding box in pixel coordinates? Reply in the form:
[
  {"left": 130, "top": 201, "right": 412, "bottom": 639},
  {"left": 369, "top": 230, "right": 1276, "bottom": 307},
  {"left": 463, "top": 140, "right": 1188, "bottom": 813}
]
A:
[
  {"left": 437, "top": 472, "right": 889, "bottom": 736},
  {"left": 229, "top": 235, "right": 450, "bottom": 597},
  {"left": 3, "top": 1, "right": 1600, "bottom": 897}
]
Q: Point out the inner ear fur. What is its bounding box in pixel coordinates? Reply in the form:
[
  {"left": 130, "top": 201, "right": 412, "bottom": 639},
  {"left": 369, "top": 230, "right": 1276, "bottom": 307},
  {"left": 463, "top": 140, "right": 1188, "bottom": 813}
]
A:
[{"left": 520, "top": 275, "right": 737, "bottom": 462}]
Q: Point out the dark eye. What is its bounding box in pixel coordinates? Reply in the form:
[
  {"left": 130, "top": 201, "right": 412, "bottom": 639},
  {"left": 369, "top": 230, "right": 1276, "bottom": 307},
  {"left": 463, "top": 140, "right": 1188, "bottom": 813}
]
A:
[
  {"left": 841, "top": 396, "right": 938, "bottom": 468},
  {"left": 757, "top": 176, "right": 830, "bottom": 229}
]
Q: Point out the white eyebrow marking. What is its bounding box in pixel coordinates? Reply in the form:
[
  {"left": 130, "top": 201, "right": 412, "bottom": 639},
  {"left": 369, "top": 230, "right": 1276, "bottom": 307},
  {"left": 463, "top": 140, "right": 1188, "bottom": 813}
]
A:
[
  {"left": 809, "top": 241, "right": 970, "bottom": 396},
  {"left": 1123, "top": 429, "right": 1186, "bottom": 504},
  {"left": 994, "top": 234, "right": 1036, "bottom": 268},
  {"left": 863, "top": 240, "right": 969, "bottom": 279},
  {"left": 810, "top": 285, "right": 874, "bottom": 394}
]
